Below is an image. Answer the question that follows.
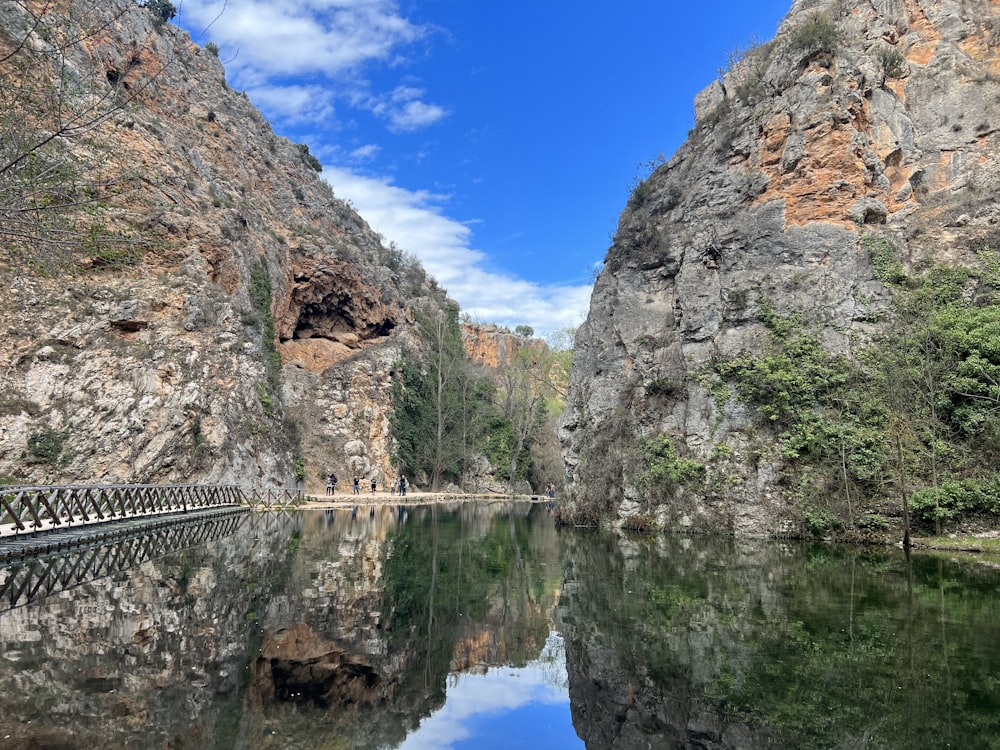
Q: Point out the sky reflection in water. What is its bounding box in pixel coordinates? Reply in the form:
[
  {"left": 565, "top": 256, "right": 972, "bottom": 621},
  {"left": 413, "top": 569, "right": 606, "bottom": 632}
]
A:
[{"left": 399, "top": 632, "right": 584, "bottom": 749}]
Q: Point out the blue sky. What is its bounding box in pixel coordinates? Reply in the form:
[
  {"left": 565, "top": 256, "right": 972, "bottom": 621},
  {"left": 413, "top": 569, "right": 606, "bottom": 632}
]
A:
[
  {"left": 175, "top": 1, "right": 792, "bottom": 337},
  {"left": 397, "top": 632, "right": 583, "bottom": 749}
]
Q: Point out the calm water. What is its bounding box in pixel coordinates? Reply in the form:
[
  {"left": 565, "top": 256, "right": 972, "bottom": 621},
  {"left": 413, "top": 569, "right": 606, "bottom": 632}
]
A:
[{"left": 0, "top": 502, "right": 998, "bottom": 749}]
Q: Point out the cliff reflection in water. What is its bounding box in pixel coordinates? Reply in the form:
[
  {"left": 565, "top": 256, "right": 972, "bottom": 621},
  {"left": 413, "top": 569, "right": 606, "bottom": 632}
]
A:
[
  {"left": 0, "top": 510, "right": 302, "bottom": 750},
  {"left": 244, "top": 501, "right": 567, "bottom": 749},
  {"left": 1, "top": 504, "right": 999, "bottom": 749},
  {"left": 556, "top": 532, "right": 1000, "bottom": 749},
  {"left": 0, "top": 501, "right": 568, "bottom": 750}
]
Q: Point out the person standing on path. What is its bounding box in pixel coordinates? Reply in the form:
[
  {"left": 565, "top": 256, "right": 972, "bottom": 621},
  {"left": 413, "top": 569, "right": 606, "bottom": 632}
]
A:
[
  {"left": 399, "top": 476, "right": 407, "bottom": 496},
  {"left": 353, "top": 476, "right": 360, "bottom": 495},
  {"left": 371, "top": 477, "right": 377, "bottom": 493}
]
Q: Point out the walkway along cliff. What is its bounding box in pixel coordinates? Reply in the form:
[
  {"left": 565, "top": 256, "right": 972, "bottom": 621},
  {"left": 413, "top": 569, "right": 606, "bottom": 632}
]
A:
[{"left": 558, "top": 0, "right": 1000, "bottom": 539}]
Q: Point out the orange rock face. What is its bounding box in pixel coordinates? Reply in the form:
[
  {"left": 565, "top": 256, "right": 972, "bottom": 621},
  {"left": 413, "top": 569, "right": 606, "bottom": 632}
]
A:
[
  {"left": 560, "top": 0, "right": 1000, "bottom": 534},
  {"left": 250, "top": 623, "right": 381, "bottom": 709}
]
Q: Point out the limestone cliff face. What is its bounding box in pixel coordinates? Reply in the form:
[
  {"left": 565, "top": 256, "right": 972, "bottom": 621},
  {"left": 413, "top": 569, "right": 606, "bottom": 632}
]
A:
[
  {"left": 463, "top": 322, "right": 531, "bottom": 368},
  {"left": 0, "top": 0, "right": 445, "bottom": 490},
  {"left": 559, "top": 0, "right": 1000, "bottom": 533}
]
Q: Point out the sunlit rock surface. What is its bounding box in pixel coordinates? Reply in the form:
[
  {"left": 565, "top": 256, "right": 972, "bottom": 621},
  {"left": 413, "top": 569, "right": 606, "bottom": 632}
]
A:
[
  {"left": 559, "top": 0, "right": 1000, "bottom": 533},
  {"left": 0, "top": 0, "right": 447, "bottom": 491}
]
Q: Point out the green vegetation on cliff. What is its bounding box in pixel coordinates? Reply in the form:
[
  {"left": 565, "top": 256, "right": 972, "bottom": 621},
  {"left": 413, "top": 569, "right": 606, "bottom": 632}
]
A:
[
  {"left": 714, "top": 238, "right": 1000, "bottom": 541},
  {"left": 563, "top": 231, "right": 1000, "bottom": 541}
]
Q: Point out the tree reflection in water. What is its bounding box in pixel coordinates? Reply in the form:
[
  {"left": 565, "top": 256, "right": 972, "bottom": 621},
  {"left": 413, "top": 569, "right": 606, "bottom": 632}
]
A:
[
  {"left": 0, "top": 504, "right": 998, "bottom": 749},
  {"left": 556, "top": 532, "right": 1000, "bottom": 749}
]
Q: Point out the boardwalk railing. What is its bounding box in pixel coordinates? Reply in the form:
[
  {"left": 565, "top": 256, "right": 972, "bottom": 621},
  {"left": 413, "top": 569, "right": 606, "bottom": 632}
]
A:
[
  {"left": 0, "top": 484, "right": 305, "bottom": 538},
  {"left": 243, "top": 487, "right": 305, "bottom": 509}
]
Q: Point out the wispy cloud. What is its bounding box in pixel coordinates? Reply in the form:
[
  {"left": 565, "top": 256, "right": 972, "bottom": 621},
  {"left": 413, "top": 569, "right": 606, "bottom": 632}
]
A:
[
  {"left": 348, "top": 143, "right": 382, "bottom": 162},
  {"left": 245, "top": 83, "right": 336, "bottom": 125},
  {"left": 179, "top": 0, "right": 444, "bottom": 129},
  {"left": 383, "top": 97, "right": 448, "bottom": 132},
  {"left": 324, "top": 167, "right": 590, "bottom": 335},
  {"left": 182, "top": 0, "right": 424, "bottom": 78},
  {"left": 177, "top": 1, "right": 592, "bottom": 335},
  {"left": 351, "top": 83, "right": 449, "bottom": 132}
]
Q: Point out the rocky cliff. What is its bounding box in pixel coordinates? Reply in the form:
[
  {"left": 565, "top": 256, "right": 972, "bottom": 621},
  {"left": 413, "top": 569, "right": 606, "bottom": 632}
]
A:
[
  {"left": 0, "top": 0, "right": 447, "bottom": 491},
  {"left": 559, "top": 0, "right": 1000, "bottom": 534}
]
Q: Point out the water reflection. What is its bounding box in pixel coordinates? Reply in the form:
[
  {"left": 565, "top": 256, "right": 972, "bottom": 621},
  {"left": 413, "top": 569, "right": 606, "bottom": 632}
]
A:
[
  {"left": 399, "top": 632, "right": 582, "bottom": 749},
  {"left": 0, "top": 510, "right": 303, "bottom": 750},
  {"left": 0, "top": 510, "right": 247, "bottom": 612},
  {"left": 556, "top": 533, "right": 1000, "bottom": 749},
  {"left": 0, "top": 503, "right": 998, "bottom": 749},
  {"left": 242, "top": 501, "right": 567, "bottom": 749}
]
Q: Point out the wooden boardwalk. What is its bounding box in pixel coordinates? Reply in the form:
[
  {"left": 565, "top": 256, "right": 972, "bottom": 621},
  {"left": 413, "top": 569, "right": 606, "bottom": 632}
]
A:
[{"left": 0, "top": 484, "right": 304, "bottom": 539}]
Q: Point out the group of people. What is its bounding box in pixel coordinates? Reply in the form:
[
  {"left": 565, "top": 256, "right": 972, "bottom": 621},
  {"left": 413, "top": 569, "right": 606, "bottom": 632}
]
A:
[
  {"left": 349, "top": 476, "right": 377, "bottom": 495},
  {"left": 325, "top": 472, "right": 407, "bottom": 496},
  {"left": 326, "top": 472, "right": 555, "bottom": 500}
]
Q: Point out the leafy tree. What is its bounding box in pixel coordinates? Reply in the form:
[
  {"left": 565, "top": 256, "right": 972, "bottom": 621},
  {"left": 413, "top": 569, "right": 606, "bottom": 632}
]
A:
[
  {"left": 493, "top": 344, "right": 548, "bottom": 489},
  {"left": 392, "top": 358, "right": 436, "bottom": 478},
  {"left": 393, "top": 310, "right": 571, "bottom": 491},
  {"left": 141, "top": 0, "right": 177, "bottom": 24},
  {"left": 425, "top": 304, "right": 470, "bottom": 488},
  {"left": 393, "top": 303, "right": 495, "bottom": 489}
]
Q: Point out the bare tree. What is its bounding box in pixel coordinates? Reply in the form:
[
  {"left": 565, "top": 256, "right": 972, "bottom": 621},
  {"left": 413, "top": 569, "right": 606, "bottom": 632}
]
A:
[{"left": 0, "top": 0, "right": 180, "bottom": 268}]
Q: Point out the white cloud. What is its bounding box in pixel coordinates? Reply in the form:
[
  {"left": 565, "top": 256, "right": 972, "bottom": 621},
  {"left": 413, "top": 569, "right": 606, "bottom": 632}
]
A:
[
  {"left": 323, "top": 166, "right": 591, "bottom": 335},
  {"left": 245, "top": 84, "right": 336, "bottom": 124},
  {"left": 181, "top": 0, "right": 424, "bottom": 80},
  {"left": 386, "top": 98, "right": 448, "bottom": 132},
  {"left": 349, "top": 143, "right": 382, "bottom": 161},
  {"left": 357, "top": 84, "right": 449, "bottom": 132},
  {"left": 179, "top": 1, "right": 445, "bottom": 131},
  {"left": 182, "top": 0, "right": 447, "bottom": 133}
]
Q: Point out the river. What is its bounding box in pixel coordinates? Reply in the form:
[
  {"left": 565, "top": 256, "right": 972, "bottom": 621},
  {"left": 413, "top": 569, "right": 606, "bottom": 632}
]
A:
[{"left": 0, "top": 501, "right": 997, "bottom": 749}]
